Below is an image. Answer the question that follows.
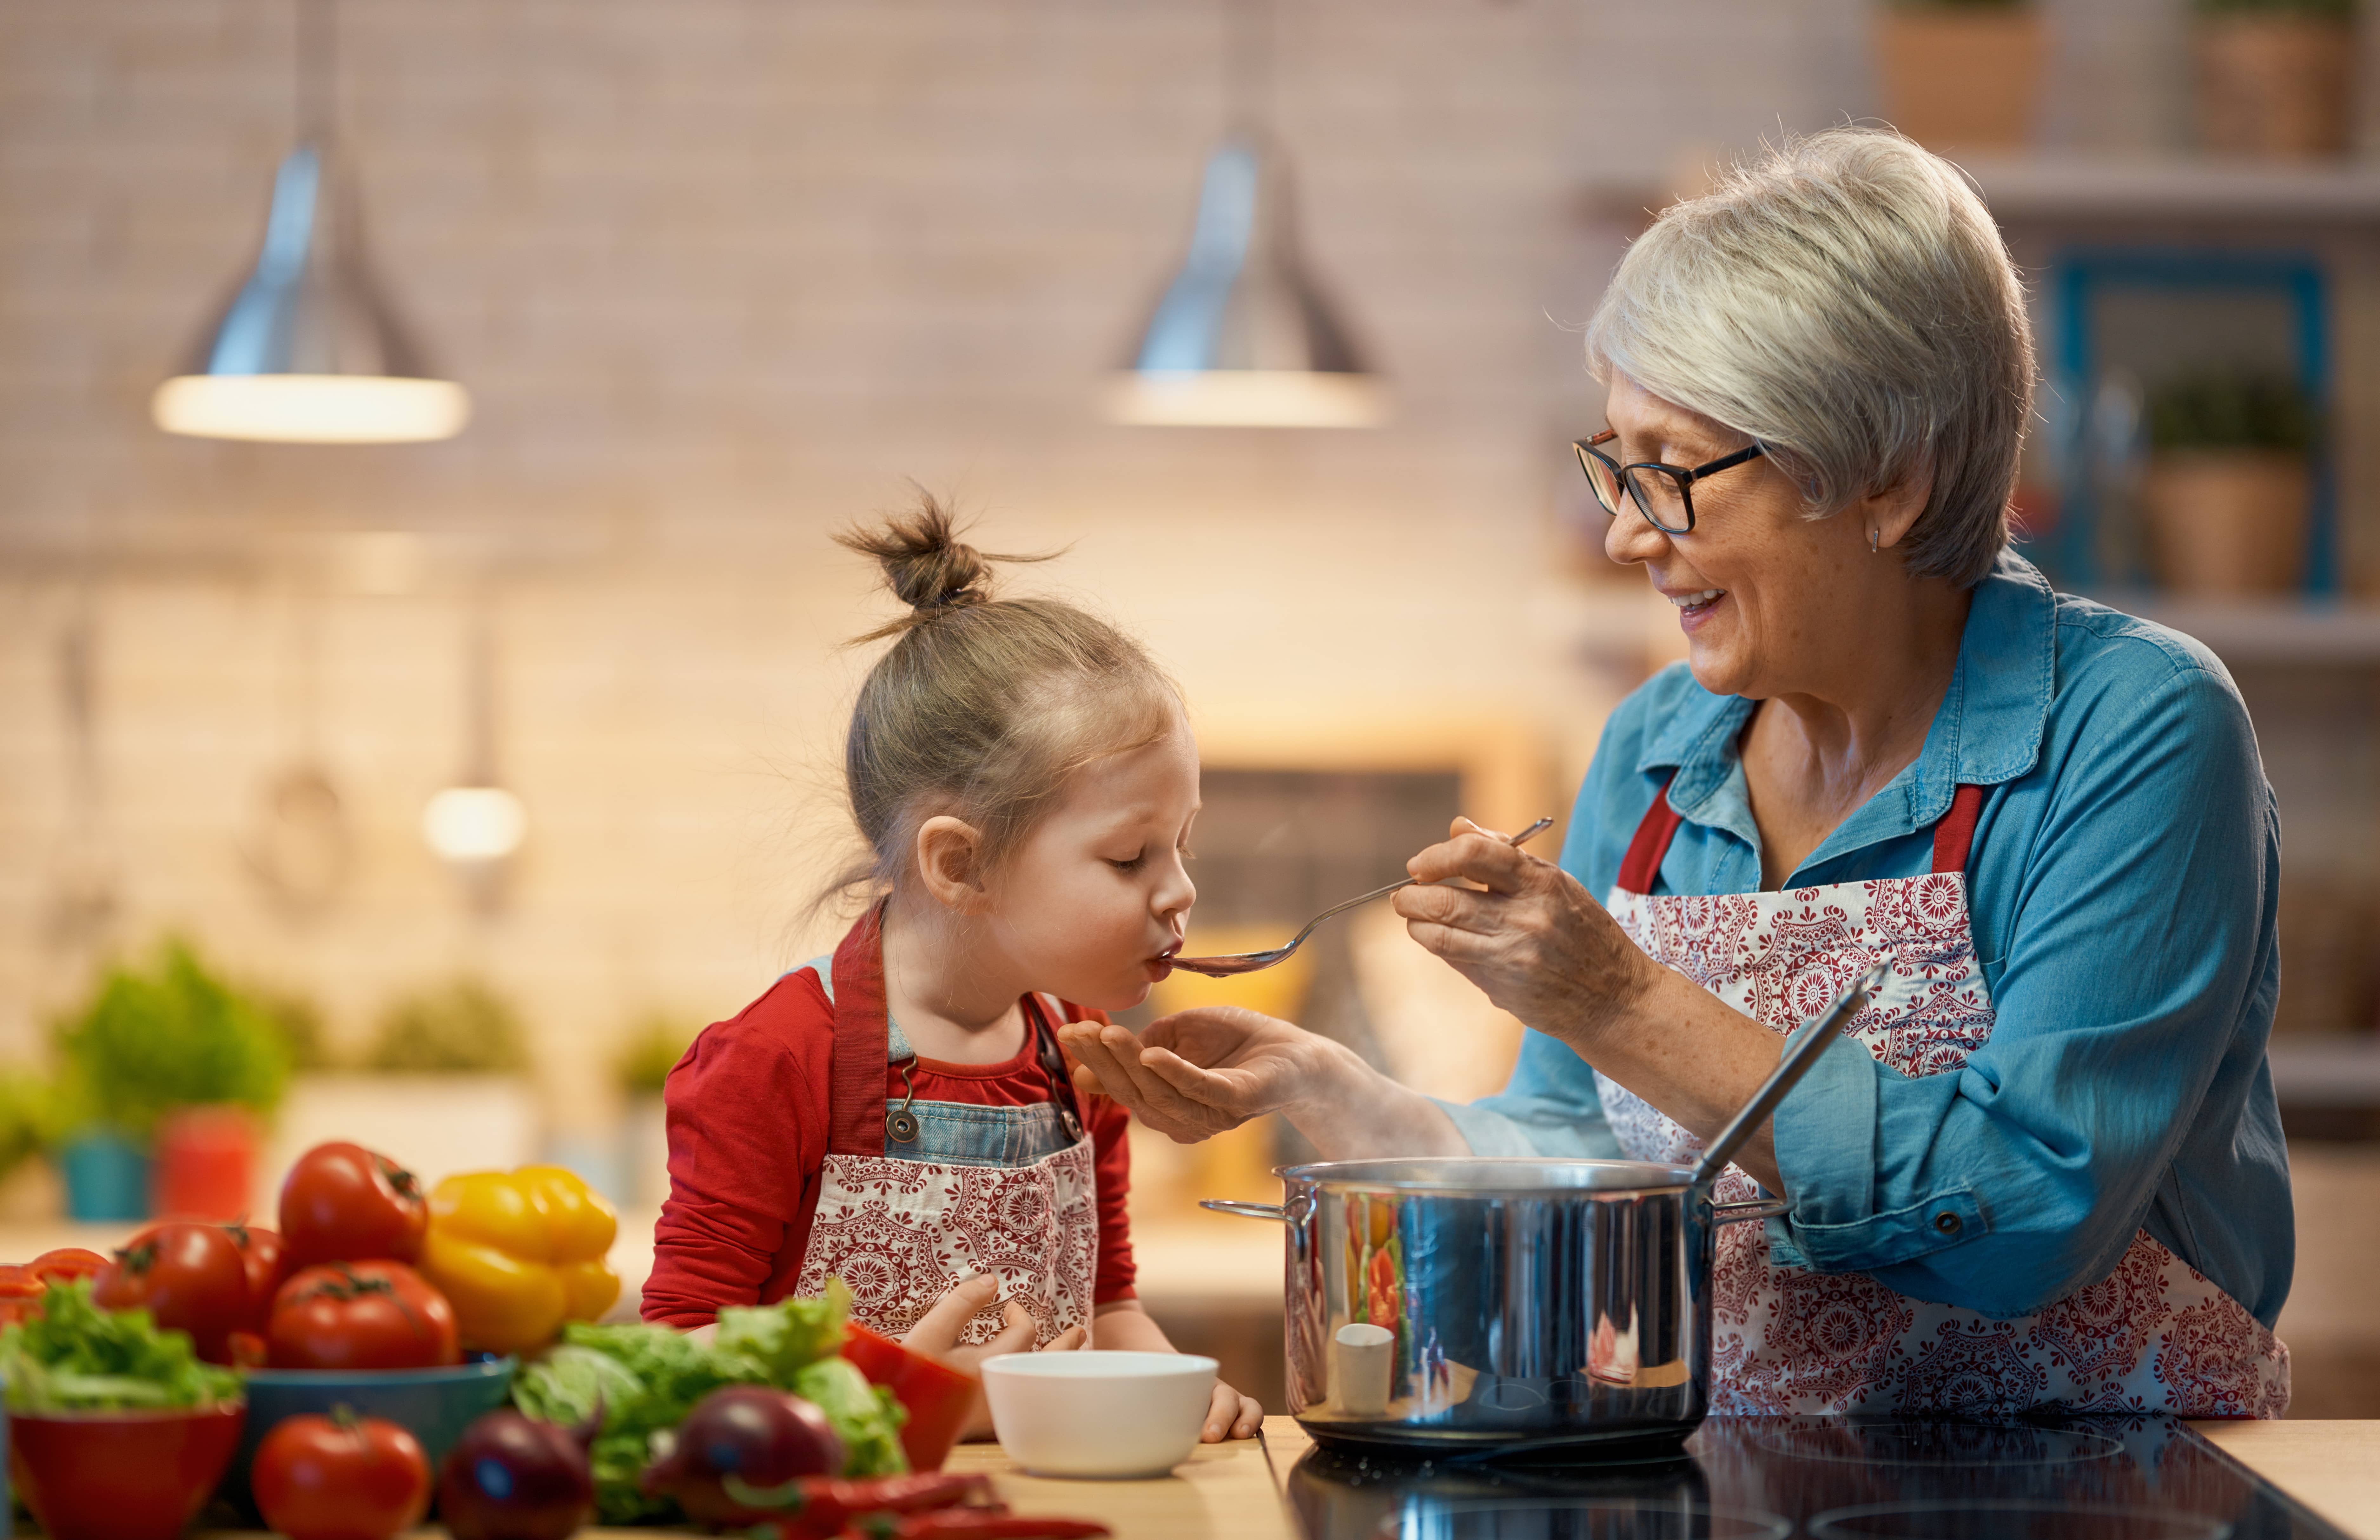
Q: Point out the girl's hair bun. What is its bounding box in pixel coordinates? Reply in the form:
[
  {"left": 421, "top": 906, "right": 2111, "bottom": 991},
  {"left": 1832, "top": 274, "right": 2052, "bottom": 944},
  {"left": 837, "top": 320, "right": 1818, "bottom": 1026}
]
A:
[{"left": 835, "top": 492, "right": 1047, "bottom": 640}]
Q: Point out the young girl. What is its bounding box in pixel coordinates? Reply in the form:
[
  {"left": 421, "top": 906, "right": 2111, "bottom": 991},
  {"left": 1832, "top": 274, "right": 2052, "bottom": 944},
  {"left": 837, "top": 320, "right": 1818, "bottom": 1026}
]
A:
[{"left": 643, "top": 498, "right": 1262, "bottom": 1442}]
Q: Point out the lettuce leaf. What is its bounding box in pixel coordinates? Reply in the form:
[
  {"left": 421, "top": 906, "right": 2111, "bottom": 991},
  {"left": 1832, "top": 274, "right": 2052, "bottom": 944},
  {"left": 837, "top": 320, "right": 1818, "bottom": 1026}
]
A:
[
  {"left": 0, "top": 1279, "right": 242, "bottom": 1413},
  {"left": 512, "top": 1286, "right": 902, "bottom": 1525}
]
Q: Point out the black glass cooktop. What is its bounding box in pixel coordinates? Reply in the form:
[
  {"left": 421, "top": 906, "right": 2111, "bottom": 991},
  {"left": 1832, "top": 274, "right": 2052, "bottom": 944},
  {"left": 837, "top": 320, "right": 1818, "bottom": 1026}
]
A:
[{"left": 1284, "top": 1417, "right": 2353, "bottom": 1539}]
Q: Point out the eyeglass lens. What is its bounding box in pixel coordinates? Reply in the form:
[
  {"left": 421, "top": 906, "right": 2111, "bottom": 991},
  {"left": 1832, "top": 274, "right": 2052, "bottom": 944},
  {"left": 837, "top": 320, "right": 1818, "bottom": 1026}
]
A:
[{"left": 1577, "top": 445, "right": 1692, "bottom": 533}]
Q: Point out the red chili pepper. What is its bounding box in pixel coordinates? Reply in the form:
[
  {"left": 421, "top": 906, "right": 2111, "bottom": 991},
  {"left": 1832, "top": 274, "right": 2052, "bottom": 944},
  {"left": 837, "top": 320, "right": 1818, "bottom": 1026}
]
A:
[
  {"left": 766, "top": 1474, "right": 999, "bottom": 1539},
  {"left": 859, "top": 1515, "right": 1112, "bottom": 1540}
]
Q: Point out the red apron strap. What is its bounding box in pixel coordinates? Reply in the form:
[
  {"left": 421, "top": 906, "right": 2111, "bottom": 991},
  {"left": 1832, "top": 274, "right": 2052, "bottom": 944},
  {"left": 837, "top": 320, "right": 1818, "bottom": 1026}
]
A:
[
  {"left": 823, "top": 905, "right": 894, "bottom": 1157},
  {"left": 1615, "top": 774, "right": 1685, "bottom": 896},
  {"left": 1932, "top": 784, "right": 1985, "bottom": 876}
]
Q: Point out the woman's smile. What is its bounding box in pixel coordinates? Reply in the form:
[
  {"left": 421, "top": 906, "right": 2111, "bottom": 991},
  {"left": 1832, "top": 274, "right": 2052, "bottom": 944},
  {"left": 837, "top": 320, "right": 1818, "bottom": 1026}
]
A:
[{"left": 1665, "top": 585, "right": 1728, "bottom": 630}]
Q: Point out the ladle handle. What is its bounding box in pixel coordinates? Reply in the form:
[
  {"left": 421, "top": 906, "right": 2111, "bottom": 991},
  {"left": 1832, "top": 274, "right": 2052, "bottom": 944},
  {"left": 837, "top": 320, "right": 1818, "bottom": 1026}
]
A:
[{"left": 1690, "top": 961, "right": 1891, "bottom": 1190}]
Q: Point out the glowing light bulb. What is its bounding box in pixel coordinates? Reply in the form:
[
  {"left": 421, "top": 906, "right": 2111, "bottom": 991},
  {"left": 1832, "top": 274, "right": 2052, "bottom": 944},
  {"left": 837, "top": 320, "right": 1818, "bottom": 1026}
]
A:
[{"left": 422, "top": 786, "right": 526, "bottom": 863}]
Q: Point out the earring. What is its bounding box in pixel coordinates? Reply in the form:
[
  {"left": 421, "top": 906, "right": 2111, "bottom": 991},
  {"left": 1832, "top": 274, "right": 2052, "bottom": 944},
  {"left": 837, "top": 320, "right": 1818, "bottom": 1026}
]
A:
[{"left": 1870, "top": 527, "right": 1880, "bottom": 555}]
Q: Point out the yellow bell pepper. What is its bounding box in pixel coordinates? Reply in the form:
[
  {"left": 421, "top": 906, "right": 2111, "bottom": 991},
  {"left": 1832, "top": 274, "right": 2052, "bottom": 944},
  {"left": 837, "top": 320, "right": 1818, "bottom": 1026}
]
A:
[{"left": 420, "top": 1164, "right": 621, "bottom": 1355}]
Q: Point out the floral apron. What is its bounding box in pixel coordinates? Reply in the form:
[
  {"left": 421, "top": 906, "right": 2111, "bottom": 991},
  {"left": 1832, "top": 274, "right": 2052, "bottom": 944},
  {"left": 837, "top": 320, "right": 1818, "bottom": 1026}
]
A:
[
  {"left": 1594, "top": 779, "right": 2290, "bottom": 1417},
  {"left": 790, "top": 913, "right": 1099, "bottom": 1347}
]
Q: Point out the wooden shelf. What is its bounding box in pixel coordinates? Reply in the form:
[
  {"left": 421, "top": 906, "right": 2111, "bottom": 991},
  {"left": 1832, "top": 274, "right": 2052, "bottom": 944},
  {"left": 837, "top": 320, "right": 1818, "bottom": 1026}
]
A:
[
  {"left": 2269, "top": 1037, "right": 2380, "bottom": 1107},
  {"left": 1581, "top": 155, "right": 2380, "bottom": 229},
  {"left": 2103, "top": 593, "right": 2380, "bottom": 665}
]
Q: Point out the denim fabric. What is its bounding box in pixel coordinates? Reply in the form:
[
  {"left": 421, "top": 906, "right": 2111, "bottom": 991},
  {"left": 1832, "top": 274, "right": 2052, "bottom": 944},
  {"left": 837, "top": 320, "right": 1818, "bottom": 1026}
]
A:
[
  {"left": 884, "top": 1099, "right": 1077, "bottom": 1167},
  {"left": 1436, "top": 552, "right": 2293, "bottom": 1329}
]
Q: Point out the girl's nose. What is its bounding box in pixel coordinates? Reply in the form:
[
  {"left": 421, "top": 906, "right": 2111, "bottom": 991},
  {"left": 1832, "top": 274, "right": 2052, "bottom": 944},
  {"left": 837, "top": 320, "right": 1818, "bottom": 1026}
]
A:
[{"left": 1156, "top": 858, "right": 1195, "bottom": 920}]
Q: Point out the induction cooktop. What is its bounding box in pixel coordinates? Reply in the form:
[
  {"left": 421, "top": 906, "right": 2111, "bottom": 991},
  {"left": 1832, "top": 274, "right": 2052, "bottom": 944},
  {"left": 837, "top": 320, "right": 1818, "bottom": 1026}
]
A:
[{"left": 1282, "top": 1416, "right": 2354, "bottom": 1539}]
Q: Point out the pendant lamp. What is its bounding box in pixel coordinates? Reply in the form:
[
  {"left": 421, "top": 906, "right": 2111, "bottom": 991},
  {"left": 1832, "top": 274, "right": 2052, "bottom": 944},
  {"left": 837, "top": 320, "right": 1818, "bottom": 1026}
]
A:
[
  {"left": 153, "top": 0, "right": 467, "bottom": 444},
  {"left": 1106, "top": 0, "right": 1385, "bottom": 428}
]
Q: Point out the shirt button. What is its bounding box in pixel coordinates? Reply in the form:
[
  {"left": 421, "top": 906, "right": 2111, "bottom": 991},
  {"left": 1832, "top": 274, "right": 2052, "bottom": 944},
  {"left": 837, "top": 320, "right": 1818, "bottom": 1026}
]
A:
[{"left": 1934, "top": 1212, "right": 1962, "bottom": 1236}]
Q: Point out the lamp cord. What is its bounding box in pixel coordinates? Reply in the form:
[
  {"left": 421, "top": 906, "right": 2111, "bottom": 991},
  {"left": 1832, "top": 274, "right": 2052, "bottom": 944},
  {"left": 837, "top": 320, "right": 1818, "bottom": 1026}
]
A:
[
  {"left": 1224, "top": 0, "right": 1274, "bottom": 137},
  {"left": 296, "top": 0, "right": 336, "bottom": 149}
]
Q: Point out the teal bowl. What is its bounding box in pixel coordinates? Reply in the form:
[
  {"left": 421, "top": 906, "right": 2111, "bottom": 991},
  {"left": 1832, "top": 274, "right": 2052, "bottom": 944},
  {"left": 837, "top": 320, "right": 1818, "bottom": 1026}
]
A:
[{"left": 229, "top": 1356, "right": 517, "bottom": 1501}]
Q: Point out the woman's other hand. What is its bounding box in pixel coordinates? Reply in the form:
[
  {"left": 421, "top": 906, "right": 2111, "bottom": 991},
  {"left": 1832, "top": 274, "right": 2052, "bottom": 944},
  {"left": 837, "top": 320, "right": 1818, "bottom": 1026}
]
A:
[
  {"left": 1394, "top": 817, "right": 1661, "bottom": 1046},
  {"left": 1060, "top": 1010, "right": 1335, "bottom": 1143}
]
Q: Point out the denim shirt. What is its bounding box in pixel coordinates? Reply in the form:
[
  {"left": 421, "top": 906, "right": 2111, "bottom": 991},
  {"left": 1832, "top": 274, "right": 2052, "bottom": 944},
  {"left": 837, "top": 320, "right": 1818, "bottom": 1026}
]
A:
[{"left": 1438, "top": 552, "right": 2293, "bottom": 1329}]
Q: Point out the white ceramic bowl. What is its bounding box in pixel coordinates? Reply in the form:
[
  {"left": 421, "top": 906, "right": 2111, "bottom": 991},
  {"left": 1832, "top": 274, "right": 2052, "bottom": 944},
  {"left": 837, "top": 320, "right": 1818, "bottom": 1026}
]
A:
[{"left": 980, "top": 1350, "right": 1220, "bottom": 1478}]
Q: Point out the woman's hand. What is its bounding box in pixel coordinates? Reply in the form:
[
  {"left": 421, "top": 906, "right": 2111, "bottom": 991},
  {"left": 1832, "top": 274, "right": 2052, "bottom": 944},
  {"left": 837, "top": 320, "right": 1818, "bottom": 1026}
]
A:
[
  {"left": 1061, "top": 1011, "right": 1470, "bottom": 1160},
  {"left": 1060, "top": 1010, "right": 1340, "bottom": 1144},
  {"left": 1393, "top": 817, "right": 1662, "bottom": 1047}
]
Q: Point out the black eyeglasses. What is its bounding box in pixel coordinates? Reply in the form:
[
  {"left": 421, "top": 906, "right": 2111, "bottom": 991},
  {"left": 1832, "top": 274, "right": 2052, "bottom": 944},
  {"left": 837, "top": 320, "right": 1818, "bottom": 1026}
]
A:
[{"left": 1573, "top": 429, "right": 1766, "bottom": 536}]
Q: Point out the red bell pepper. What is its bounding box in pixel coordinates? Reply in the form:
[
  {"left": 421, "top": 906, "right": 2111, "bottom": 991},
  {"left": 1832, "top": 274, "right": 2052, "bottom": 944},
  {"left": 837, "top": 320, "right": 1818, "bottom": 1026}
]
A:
[{"left": 842, "top": 1322, "right": 980, "bottom": 1472}]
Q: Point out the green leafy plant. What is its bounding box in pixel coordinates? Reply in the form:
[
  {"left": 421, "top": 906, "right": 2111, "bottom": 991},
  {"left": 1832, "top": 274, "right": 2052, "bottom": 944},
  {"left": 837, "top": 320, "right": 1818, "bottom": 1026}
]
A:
[
  {"left": 0, "top": 1279, "right": 242, "bottom": 1412},
  {"left": 2148, "top": 370, "right": 2317, "bottom": 453},
  {"left": 613, "top": 1013, "right": 697, "bottom": 1098},
  {"left": 50, "top": 937, "right": 293, "bottom": 1145},
  {"left": 365, "top": 976, "right": 531, "bottom": 1074},
  {"left": 2196, "top": 0, "right": 2354, "bottom": 19}
]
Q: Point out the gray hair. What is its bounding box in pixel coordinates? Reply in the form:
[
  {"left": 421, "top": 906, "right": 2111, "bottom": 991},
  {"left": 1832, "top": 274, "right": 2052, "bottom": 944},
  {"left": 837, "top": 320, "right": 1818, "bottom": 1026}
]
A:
[{"left": 1586, "top": 127, "right": 2034, "bottom": 587}]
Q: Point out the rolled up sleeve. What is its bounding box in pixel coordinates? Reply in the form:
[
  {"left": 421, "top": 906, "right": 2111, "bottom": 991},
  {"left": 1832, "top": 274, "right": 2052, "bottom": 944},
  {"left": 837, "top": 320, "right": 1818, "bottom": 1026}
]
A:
[
  {"left": 1769, "top": 660, "right": 2278, "bottom": 1319},
  {"left": 1436, "top": 1028, "right": 1623, "bottom": 1159}
]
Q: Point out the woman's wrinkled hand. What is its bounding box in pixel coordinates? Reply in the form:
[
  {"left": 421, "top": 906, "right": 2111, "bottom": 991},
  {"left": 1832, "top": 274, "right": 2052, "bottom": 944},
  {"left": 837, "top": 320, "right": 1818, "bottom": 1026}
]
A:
[
  {"left": 1059, "top": 1009, "right": 1340, "bottom": 1145},
  {"left": 1393, "top": 816, "right": 1659, "bottom": 1046}
]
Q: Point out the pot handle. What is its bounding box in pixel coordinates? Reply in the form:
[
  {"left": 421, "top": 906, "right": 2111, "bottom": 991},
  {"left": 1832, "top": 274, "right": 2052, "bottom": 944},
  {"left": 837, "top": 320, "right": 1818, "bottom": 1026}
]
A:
[
  {"left": 1712, "top": 1195, "right": 1789, "bottom": 1225},
  {"left": 1200, "top": 1199, "right": 1286, "bottom": 1221}
]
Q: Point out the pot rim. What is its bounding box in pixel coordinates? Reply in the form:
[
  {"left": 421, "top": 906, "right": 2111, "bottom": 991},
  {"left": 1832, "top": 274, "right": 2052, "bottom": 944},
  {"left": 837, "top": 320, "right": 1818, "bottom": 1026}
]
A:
[{"left": 1275, "top": 1155, "right": 1701, "bottom": 1197}]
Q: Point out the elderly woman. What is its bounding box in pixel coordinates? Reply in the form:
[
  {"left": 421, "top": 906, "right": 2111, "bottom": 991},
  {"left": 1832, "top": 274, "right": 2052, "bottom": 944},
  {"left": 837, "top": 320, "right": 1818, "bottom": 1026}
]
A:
[{"left": 1065, "top": 128, "right": 2291, "bottom": 1417}]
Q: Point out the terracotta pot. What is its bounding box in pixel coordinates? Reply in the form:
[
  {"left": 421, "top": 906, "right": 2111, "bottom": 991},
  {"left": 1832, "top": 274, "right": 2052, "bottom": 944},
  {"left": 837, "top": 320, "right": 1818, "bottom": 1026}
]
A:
[
  {"left": 2139, "top": 449, "right": 2312, "bottom": 595},
  {"left": 151, "top": 1104, "right": 258, "bottom": 1220},
  {"left": 2197, "top": 15, "right": 2356, "bottom": 159},
  {"left": 1874, "top": 7, "right": 2048, "bottom": 152}
]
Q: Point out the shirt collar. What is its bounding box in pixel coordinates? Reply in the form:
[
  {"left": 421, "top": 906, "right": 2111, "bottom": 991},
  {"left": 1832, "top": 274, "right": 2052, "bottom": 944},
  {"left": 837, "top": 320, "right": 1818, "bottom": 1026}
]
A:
[{"left": 1636, "top": 550, "right": 2058, "bottom": 834}]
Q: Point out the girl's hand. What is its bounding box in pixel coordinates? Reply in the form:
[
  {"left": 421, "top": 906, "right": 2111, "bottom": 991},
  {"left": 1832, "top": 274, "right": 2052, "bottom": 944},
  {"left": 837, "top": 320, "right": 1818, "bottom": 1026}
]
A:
[
  {"left": 1202, "top": 1380, "right": 1264, "bottom": 1442},
  {"left": 903, "top": 1274, "right": 1088, "bottom": 1367}
]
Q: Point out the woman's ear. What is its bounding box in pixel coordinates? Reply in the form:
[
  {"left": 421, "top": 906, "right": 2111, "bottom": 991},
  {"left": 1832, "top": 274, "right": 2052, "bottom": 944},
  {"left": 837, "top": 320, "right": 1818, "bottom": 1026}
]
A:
[
  {"left": 1863, "top": 473, "right": 1933, "bottom": 552},
  {"left": 913, "top": 815, "right": 989, "bottom": 912}
]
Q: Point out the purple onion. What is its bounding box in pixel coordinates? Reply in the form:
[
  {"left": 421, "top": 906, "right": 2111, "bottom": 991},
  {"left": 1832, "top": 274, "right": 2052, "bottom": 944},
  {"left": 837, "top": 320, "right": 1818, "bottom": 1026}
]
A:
[
  {"left": 639, "top": 1386, "right": 845, "bottom": 1525},
  {"left": 438, "top": 1410, "right": 597, "bottom": 1540}
]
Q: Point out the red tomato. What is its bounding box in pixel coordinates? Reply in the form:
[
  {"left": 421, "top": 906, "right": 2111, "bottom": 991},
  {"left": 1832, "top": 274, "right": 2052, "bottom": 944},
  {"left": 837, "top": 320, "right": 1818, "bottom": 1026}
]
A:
[
  {"left": 223, "top": 1223, "right": 289, "bottom": 1329},
  {"left": 0, "top": 1264, "right": 39, "bottom": 1301},
  {"left": 252, "top": 1410, "right": 431, "bottom": 1540},
  {"left": 93, "top": 1222, "right": 253, "bottom": 1364},
  {"left": 28, "top": 1248, "right": 109, "bottom": 1284},
  {"left": 279, "top": 1143, "right": 428, "bottom": 1267},
  {"left": 268, "top": 1261, "right": 460, "bottom": 1370}
]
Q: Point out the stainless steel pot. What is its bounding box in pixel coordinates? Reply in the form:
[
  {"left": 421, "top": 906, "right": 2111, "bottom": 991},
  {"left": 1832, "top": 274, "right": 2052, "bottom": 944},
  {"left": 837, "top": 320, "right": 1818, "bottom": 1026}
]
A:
[
  {"left": 1208, "top": 1156, "right": 1781, "bottom": 1456},
  {"left": 1204, "top": 963, "right": 1887, "bottom": 1458}
]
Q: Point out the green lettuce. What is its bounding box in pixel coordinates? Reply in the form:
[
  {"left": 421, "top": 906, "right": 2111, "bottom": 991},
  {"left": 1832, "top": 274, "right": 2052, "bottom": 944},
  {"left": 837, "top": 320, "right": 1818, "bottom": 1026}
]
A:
[
  {"left": 511, "top": 1284, "right": 906, "bottom": 1525},
  {"left": 0, "top": 1279, "right": 242, "bottom": 1413}
]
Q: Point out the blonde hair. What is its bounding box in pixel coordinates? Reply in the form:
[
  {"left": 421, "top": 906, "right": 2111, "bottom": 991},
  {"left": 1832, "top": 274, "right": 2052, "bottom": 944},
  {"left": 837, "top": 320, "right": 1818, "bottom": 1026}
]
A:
[
  {"left": 829, "top": 495, "right": 1180, "bottom": 901},
  {"left": 1587, "top": 127, "right": 2035, "bottom": 586}
]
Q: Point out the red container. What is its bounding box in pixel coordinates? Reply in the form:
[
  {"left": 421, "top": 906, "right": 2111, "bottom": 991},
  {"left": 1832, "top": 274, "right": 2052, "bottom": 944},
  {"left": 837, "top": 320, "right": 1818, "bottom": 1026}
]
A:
[
  {"left": 9, "top": 1403, "right": 247, "bottom": 1540},
  {"left": 843, "top": 1321, "right": 977, "bottom": 1472},
  {"left": 151, "top": 1105, "right": 258, "bottom": 1221}
]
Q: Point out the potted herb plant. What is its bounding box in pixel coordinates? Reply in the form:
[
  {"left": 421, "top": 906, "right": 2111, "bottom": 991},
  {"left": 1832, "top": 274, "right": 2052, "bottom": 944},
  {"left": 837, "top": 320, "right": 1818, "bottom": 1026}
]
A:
[
  {"left": 49, "top": 938, "right": 293, "bottom": 1222},
  {"left": 265, "top": 976, "right": 540, "bottom": 1199},
  {"left": 614, "top": 1013, "right": 696, "bottom": 1208},
  {"left": 2140, "top": 368, "right": 2317, "bottom": 594},
  {"left": 2197, "top": 0, "right": 2358, "bottom": 158},
  {"left": 1874, "top": 0, "right": 2047, "bottom": 153}
]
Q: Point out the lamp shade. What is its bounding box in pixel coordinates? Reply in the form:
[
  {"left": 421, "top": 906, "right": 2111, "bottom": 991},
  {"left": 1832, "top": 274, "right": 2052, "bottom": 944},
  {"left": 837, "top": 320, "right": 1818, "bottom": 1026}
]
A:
[
  {"left": 1108, "top": 132, "right": 1385, "bottom": 428},
  {"left": 153, "top": 143, "right": 469, "bottom": 444}
]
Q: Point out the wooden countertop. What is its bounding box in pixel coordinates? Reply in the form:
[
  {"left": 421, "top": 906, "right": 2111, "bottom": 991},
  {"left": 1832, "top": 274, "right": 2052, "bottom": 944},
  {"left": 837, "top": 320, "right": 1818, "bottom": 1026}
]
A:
[{"left": 134, "top": 1416, "right": 2380, "bottom": 1540}]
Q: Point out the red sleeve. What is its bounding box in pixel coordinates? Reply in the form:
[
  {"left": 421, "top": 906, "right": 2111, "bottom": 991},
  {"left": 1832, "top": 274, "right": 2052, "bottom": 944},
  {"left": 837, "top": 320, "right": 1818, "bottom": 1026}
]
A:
[
  {"left": 642, "top": 971, "right": 831, "bottom": 1329},
  {"left": 1061, "top": 1003, "right": 1138, "bottom": 1307}
]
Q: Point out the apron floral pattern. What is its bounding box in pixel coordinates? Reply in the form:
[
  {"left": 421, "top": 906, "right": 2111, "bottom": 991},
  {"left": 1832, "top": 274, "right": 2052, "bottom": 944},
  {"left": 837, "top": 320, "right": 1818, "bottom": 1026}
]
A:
[
  {"left": 1595, "top": 782, "right": 2290, "bottom": 1417},
  {"left": 790, "top": 914, "right": 1099, "bottom": 1349}
]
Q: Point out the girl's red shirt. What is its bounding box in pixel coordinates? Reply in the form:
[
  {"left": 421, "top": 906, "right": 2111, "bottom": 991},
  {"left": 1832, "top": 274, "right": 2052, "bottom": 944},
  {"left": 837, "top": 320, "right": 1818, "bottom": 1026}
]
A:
[{"left": 641, "top": 964, "right": 1138, "bottom": 1329}]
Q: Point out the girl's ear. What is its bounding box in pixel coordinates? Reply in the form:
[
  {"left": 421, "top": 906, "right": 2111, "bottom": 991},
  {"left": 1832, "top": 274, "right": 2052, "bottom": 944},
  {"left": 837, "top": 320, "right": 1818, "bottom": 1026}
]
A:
[{"left": 913, "top": 815, "right": 989, "bottom": 912}]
